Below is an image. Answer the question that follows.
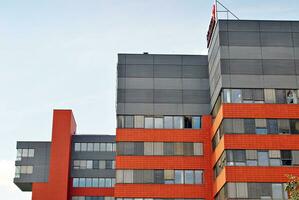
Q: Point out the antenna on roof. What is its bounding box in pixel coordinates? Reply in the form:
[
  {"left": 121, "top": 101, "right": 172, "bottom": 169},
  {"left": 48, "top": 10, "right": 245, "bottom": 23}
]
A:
[
  {"left": 215, "top": 0, "right": 239, "bottom": 20},
  {"left": 206, "top": 1, "right": 239, "bottom": 48}
]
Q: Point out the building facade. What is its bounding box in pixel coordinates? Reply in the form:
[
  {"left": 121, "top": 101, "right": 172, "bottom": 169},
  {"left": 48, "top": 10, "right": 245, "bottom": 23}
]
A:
[{"left": 14, "top": 19, "right": 299, "bottom": 200}]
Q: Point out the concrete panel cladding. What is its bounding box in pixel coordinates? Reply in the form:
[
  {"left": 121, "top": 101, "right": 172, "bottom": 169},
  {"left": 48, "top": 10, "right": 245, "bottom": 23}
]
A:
[
  {"left": 117, "top": 53, "right": 211, "bottom": 115},
  {"left": 208, "top": 19, "right": 299, "bottom": 107}
]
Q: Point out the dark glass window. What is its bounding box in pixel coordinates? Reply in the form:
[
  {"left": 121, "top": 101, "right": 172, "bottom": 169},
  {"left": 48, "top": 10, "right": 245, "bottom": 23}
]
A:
[
  {"left": 267, "top": 119, "right": 278, "bottom": 133},
  {"left": 244, "top": 119, "right": 255, "bottom": 133},
  {"left": 184, "top": 116, "right": 192, "bottom": 128},
  {"left": 275, "top": 89, "right": 286, "bottom": 104}
]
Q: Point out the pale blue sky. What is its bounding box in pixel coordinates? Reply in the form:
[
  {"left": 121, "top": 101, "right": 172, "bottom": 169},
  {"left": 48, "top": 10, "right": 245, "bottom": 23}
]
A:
[{"left": 1, "top": 0, "right": 299, "bottom": 199}]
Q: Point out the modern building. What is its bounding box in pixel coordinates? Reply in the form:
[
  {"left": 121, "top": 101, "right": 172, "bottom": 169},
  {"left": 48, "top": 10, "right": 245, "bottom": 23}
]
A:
[{"left": 14, "top": 18, "right": 299, "bottom": 200}]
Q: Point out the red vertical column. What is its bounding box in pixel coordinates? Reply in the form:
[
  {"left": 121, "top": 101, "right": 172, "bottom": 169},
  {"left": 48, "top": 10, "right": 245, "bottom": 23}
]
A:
[{"left": 32, "top": 110, "right": 76, "bottom": 200}]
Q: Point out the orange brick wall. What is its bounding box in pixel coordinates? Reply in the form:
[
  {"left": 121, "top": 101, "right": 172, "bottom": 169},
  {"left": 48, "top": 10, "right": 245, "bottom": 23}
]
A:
[
  {"left": 115, "top": 115, "right": 213, "bottom": 200},
  {"left": 211, "top": 104, "right": 299, "bottom": 197}
]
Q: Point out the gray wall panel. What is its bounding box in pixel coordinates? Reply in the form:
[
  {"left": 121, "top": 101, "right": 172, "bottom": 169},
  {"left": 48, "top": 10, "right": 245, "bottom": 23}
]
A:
[
  {"left": 117, "top": 64, "right": 126, "bottom": 77},
  {"left": 261, "top": 32, "right": 293, "bottom": 47},
  {"left": 125, "top": 54, "right": 154, "bottom": 64},
  {"left": 221, "top": 46, "right": 262, "bottom": 59},
  {"left": 293, "top": 33, "right": 299, "bottom": 47},
  {"left": 221, "top": 59, "right": 263, "bottom": 75},
  {"left": 263, "top": 75, "right": 297, "bottom": 88},
  {"left": 260, "top": 21, "right": 292, "bottom": 32},
  {"left": 262, "top": 47, "right": 294, "bottom": 59},
  {"left": 182, "top": 79, "right": 210, "bottom": 90},
  {"left": 125, "top": 103, "right": 154, "bottom": 115},
  {"left": 263, "top": 60, "right": 296, "bottom": 75},
  {"left": 226, "top": 75, "right": 264, "bottom": 88},
  {"left": 126, "top": 64, "right": 153, "bottom": 78},
  {"left": 292, "top": 22, "right": 299, "bottom": 32},
  {"left": 228, "top": 31, "right": 260, "bottom": 46},
  {"left": 154, "top": 55, "right": 181, "bottom": 64},
  {"left": 227, "top": 20, "right": 260, "bottom": 31},
  {"left": 182, "top": 65, "right": 209, "bottom": 78},
  {"left": 153, "top": 104, "right": 184, "bottom": 115},
  {"left": 154, "top": 90, "right": 182, "bottom": 103},
  {"left": 126, "top": 78, "right": 153, "bottom": 89},
  {"left": 125, "top": 89, "right": 154, "bottom": 103},
  {"left": 154, "top": 65, "right": 181, "bottom": 78},
  {"left": 182, "top": 55, "right": 208, "bottom": 65},
  {"left": 154, "top": 78, "right": 182, "bottom": 89},
  {"left": 183, "top": 104, "right": 211, "bottom": 115},
  {"left": 295, "top": 48, "right": 299, "bottom": 59},
  {"left": 183, "top": 90, "right": 210, "bottom": 104}
]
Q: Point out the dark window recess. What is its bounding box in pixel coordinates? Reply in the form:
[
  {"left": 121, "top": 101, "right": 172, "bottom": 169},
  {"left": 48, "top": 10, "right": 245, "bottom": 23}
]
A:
[
  {"left": 253, "top": 89, "right": 264, "bottom": 102},
  {"left": 267, "top": 119, "right": 278, "bottom": 133},
  {"left": 290, "top": 120, "right": 299, "bottom": 134},
  {"left": 184, "top": 116, "right": 192, "bottom": 128},
  {"left": 276, "top": 89, "right": 286, "bottom": 104},
  {"left": 281, "top": 150, "right": 292, "bottom": 166},
  {"left": 244, "top": 119, "right": 255, "bottom": 133},
  {"left": 154, "top": 170, "right": 164, "bottom": 184}
]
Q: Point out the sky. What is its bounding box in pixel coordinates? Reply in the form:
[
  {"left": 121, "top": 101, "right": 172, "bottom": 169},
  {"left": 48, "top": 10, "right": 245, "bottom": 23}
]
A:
[{"left": 1, "top": 0, "right": 299, "bottom": 199}]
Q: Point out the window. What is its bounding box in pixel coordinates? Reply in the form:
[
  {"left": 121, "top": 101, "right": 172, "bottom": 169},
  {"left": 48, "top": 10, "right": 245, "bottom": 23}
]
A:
[
  {"left": 278, "top": 119, "right": 290, "bottom": 134},
  {"left": 223, "top": 89, "right": 231, "bottom": 103},
  {"left": 144, "top": 117, "right": 154, "bottom": 128},
  {"left": 164, "top": 116, "right": 173, "bottom": 128},
  {"left": 87, "top": 143, "right": 93, "bottom": 151},
  {"left": 81, "top": 143, "right": 87, "bottom": 151},
  {"left": 174, "top": 116, "right": 184, "bottom": 128},
  {"left": 86, "top": 178, "right": 92, "bottom": 187},
  {"left": 192, "top": 117, "right": 201, "bottom": 129},
  {"left": 231, "top": 89, "right": 242, "bottom": 103},
  {"left": 16, "top": 149, "right": 22, "bottom": 161},
  {"left": 184, "top": 116, "right": 192, "bottom": 128},
  {"left": 253, "top": 89, "right": 264, "bottom": 103},
  {"left": 107, "top": 143, "right": 113, "bottom": 151},
  {"left": 144, "top": 142, "right": 154, "bottom": 155},
  {"left": 105, "top": 178, "right": 112, "bottom": 187},
  {"left": 258, "top": 151, "right": 269, "bottom": 166},
  {"left": 100, "top": 143, "right": 106, "bottom": 151},
  {"left": 134, "top": 116, "right": 144, "bottom": 128},
  {"left": 194, "top": 143, "right": 203, "bottom": 155},
  {"left": 154, "top": 117, "right": 163, "bottom": 129},
  {"left": 163, "top": 143, "right": 174, "bottom": 155},
  {"left": 184, "top": 170, "right": 194, "bottom": 184},
  {"left": 272, "top": 184, "right": 283, "bottom": 199},
  {"left": 117, "top": 116, "right": 125, "bottom": 128},
  {"left": 276, "top": 89, "right": 286, "bottom": 104},
  {"left": 99, "top": 178, "right": 105, "bottom": 187},
  {"left": 267, "top": 119, "right": 278, "bottom": 133},
  {"left": 174, "top": 143, "right": 184, "bottom": 155},
  {"left": 154, "top": 170, "right": 164, "bottom": 184},
  {"left": 124, "top": 170, "right": 133, "bottom": 183},
  {"left": 236, "top": 183, "right": 248, "bottom": 198},
  {"left": 290, "top": 120, "right": 299, "bottom": 134},
  {"left": 153, "top": 142, "right": 163, "bottom": 155},
  {"left": 22, "top": 149, "right": 28, "bottom": 157},
  {"left": 286, "top": 90, "right": 297, "bottom": 104},
  {"left": 281, "top": 150, "right": 292, "bottom": 165},
  {"left": 264, "top": 89, "right": 276, "bottom": 103},
  {"left": 244, "top": 119, "right": 255, "bottom": 133},
  {"left": 194, "top": 170, "right": 203, "bottom": 184},
  {"left": 92, "top": 178, "right": 99, "bottom": 187},
  {"left": 73, "top": 178, "right": 79, "bottom": 187},
  {"left": 175, "top": 170, "right": 184, "bottom": 184},
  {"left": 255, "top": 119, "right": 267, "bottom": 134},
  {"left": 94, "top": 143, "right": 100, "bottom": 151},
  {"left": 86, "top": 160, "right": 93, "bottom": 169},
  {"left": 125, "top": 116, "right": 134, "bottom": 128},
  {"left": 79, "top": 178, "right": 85, "bottom": 187},
  {"left": 242, "top": 89, "right": 253, "bottom": 103},
  {"left": 99, "top": 161, "right": 105, "bottom": 169}
]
